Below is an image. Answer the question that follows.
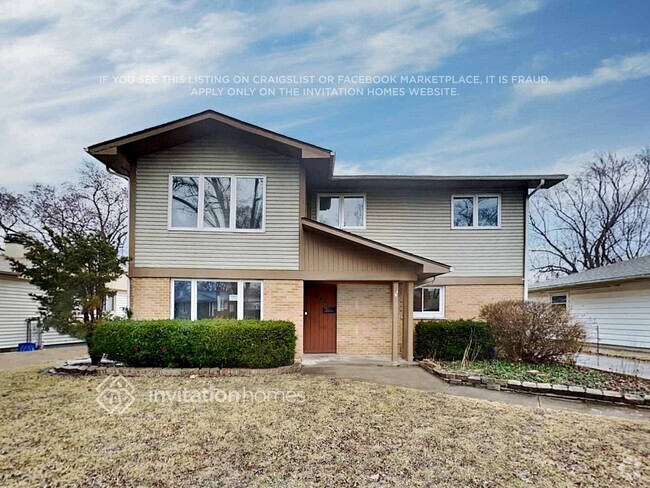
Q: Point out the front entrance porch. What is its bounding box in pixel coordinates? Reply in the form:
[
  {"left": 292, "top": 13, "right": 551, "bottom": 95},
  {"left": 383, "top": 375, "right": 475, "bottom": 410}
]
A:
[
  {"left": 297, "top": 218, "right": 451, "bottom": 361},
  {"left": 302, "top": 281, "right": 415, "bottom": 361}
]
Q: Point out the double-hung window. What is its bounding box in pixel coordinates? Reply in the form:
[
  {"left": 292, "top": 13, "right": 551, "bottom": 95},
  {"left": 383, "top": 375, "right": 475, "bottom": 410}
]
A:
[
  {"left": 451, "top": 195, "right": 500, "bottom": 229},
  {"left": 316, "top": 194, "right": 366, "bottom": 229},
  {"left": 170, "top": 175, "right": 265, "bottom": 231},
  {"left": 413, "top": 286, "right": 444, "bottom": 319},
  {"left": 172, "top": 279, "right": 263, "bottom": 320}
]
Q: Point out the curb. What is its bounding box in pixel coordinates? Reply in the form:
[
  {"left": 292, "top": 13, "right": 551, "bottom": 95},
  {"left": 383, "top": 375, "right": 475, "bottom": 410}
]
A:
[{"left": 419, "top": 359, "right": 649, "bottom": 408}]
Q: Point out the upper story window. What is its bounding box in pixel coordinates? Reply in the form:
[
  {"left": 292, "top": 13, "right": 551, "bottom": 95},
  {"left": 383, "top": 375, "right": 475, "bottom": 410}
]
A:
[
  {"left": 317, "top": 194, "right": 366, "bottom": 229},
  {"left": 413, "top": 286, "right": 444, "bottom": 319},
  {"left": 451, "top": 194, "right": 500, "bottom": 229},
  {"left": 170, "top": 175, "right": 265, "bottom": 231}
]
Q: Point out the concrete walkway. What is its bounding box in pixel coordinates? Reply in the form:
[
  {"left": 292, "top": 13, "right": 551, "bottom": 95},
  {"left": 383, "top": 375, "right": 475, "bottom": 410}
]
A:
[
  {"left": 302, "top": 363, "right": 650, "bottom": 422},
  {"left": 0, "top": 345, "right": 87, "bottom": 371}
]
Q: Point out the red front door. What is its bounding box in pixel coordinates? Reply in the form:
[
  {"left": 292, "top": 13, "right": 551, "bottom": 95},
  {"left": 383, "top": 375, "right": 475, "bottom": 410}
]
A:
[{"left": 304, "top": 283, "right": 337, "bottom": 353}]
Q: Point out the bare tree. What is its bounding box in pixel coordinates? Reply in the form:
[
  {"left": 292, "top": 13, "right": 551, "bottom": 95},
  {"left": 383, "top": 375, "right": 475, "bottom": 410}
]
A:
[
  {"left": 531, "top": 150, "right": 650, "bottom": 277},
  {"left": 0, "top": 161, "right": 128, "bottom": 252}
]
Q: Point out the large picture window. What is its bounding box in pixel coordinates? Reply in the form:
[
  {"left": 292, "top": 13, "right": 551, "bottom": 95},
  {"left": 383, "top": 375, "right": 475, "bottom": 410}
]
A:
[
  {"left": 171, "top": 279, "right": 263, "bottom": 320},
  {"left": 413, "top": 286, "right": 444, "bottom": 319},
  {"left": 451, "top": 195, "right": 500, "bottom": 229},
  {"left": 317, "top": 194, "right": 366, "bottom": 229},
  {"left": 170, "top": 175, "right": 265, "bottom": 231}
]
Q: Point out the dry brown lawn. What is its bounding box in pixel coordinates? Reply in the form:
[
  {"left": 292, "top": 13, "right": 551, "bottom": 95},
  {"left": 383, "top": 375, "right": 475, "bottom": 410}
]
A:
[{"left": 0, "top": 368, "right": 648, "bottom": 487}]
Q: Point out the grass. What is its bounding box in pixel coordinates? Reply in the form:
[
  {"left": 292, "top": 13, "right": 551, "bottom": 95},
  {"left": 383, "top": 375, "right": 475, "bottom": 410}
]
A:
[
  {"left": 444, "top": 359, "right": 650, "bottom": 396},
  {"left": 0, "top": 368, "right": 649, "bottom": 487}
]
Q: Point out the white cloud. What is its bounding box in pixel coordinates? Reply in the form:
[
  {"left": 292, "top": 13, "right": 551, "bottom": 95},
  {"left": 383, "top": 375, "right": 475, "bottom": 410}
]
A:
[
  {"left": 516, "top": 52, "right": 650, "bottom": 98},
  {"left": 540, "top": 146, "right": 644, "bottom": 177},
  {"left": 0, "top": 0, "right": 542, "bottom": 186},
  {"left": 335, "top": 125, "right": 536, "bottom": 176}
]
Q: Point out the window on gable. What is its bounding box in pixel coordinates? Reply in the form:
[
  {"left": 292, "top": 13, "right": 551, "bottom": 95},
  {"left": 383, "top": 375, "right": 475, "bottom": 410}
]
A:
[
  {"left": 317, "top": 194, "right": 365, "bottom": 229},
  {"left": 172, "top": 279, "right": 263, "bottom": 320},
  {"left": 452, "top": 195, "right": 500, "bottom": 229},
  {"left": 413, "top": 286, "right": 444, "bottom": 319},
  {"left": 170, "top": 175, "right": 265, "bottom": 231}
]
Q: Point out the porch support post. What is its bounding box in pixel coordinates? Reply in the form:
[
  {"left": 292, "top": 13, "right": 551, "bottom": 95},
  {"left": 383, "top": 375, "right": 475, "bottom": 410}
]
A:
[
  {"left": 402, "top": 281, "right": 414, "bottom": 362},
  {"left": 391, "top": 281, "right": 399, "bottom": 362}
]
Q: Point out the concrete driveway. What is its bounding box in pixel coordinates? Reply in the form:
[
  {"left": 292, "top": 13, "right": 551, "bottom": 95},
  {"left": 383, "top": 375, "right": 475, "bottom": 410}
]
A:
[
  {"left": 0, "top": 344, "right": 87, "bottom": 371},
  {"left": 302, "top": 363, "right": 650, "bottom": 422}
]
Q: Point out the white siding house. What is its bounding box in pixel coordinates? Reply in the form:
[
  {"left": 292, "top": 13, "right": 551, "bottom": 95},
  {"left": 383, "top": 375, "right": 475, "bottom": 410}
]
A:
[
  {"left": 529, "top": 256, "right": 650, "bottom": 351},
  {"left": 0, "top": 252, "right": 129, "bottom": 351}
]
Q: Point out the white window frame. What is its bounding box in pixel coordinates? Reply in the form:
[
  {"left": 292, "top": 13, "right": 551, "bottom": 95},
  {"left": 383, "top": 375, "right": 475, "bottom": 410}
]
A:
[
  {"left": 104, "top": 295, "right": 115, "bottom": 313},
  {"left": 413, "top": 286, "right": 445, "bottom": 319},
  {"left": 316, "top": 193, "right": 366, "bottom": 230},
  {"left": 168, "top": 174, "right": 266, "bottom": 232},
  {"left": 170, "top": 279, "right": 264, "bottom": 321},
  {"left": 451, "top": 194, "right": 501, "bottom": 229},
  {"left": 550, "top": 292, "right": 569, "bottom": 310}
]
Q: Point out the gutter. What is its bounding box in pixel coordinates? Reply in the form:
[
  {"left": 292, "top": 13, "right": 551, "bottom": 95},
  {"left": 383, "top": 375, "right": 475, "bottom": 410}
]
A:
[{"left": 523, "top": 179, "right": 545, "bottom": 300}]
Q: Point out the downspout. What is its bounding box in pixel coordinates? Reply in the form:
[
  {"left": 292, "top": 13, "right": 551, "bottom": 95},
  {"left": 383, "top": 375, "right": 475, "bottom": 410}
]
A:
[
  {"left": 524, "top": 179, "right": 545, "bottom": 300},
  {"left": 105, "top": 166, "right": 131, "bottom": 313}
]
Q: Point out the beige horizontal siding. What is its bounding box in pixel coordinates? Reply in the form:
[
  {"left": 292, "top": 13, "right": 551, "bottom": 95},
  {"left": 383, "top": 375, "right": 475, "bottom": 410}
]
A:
[
  {"left": 310, "top": 187, "right": 525, "bottom": 277},
  {"left": 135, "top": 136, "right": 300, "bottom": 270}
]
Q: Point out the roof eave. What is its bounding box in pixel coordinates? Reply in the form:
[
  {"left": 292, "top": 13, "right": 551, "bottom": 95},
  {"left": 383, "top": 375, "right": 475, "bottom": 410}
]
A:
[
  {"left": 301, "top": 218, "right": 451, "bottom": 274},
  {"left": 530, "top": 274, "right": 650, "bottom": 292}
]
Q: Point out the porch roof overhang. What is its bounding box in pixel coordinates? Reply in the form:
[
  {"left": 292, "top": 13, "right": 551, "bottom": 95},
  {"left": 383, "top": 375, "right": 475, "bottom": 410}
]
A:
[{"left": 301, "top": 218, "right": 451, "bottom": 279}]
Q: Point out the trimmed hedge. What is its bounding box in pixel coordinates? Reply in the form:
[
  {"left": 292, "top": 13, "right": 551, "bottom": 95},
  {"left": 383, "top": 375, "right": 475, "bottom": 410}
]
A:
[
  {"left": 414, "top": 320, "right": 494, "bottom": 361},
  {"left": 91, "top": 319, "right": 296, "bottom": 368}
]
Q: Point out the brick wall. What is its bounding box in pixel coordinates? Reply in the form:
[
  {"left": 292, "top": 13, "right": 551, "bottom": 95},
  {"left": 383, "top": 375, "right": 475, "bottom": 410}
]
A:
[
  {"left": 263, "top": 280, "right": 304, "bottom": 359},
  {"left": 337, "top": 283, "right": 396, "bottom": 355},
  {"left": 130, "top": 278, "right": 170, "bottom": 320},
  {"left": 444, "top": 284, "right": 524, "bottom": 320}
]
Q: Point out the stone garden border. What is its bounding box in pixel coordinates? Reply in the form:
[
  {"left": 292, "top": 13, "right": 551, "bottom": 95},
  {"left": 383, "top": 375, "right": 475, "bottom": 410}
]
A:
[
  {"left": 49, "top": 361, "right": 302, "bottom": 377},
  {"left": 420, "top": 359, "right": 648, "bottom": 407}
]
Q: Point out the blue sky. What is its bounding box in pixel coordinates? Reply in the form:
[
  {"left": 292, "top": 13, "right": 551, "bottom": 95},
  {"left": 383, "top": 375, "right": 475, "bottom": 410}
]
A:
[{"left": 1, "top": 0, "right": 649, "bottom": 189}]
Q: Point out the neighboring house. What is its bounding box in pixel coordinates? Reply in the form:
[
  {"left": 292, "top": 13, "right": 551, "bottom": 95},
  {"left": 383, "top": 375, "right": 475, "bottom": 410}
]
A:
[
  {"left": 87, "top": 110, "right": 565, "bottom": 361},
  {"left": 529, "top": 256, "right": 650, "bottom": 352},
  {"left": 0, "top": 236, "right": 129, "bottom": 351}
]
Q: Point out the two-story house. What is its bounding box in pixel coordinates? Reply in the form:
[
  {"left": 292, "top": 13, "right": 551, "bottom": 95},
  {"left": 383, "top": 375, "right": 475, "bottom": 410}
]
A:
[{"left": 87, "top": 110, "right": 566, "bottom": 361}]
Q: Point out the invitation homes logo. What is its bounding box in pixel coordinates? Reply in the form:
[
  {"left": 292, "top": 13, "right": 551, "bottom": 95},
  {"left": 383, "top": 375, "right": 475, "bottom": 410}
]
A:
[
  {"left": 96, "top": 375, "right": 136, "bottom": 414},
  {"left": 96, "top": 374, "right": 305, "bottom": 415}
]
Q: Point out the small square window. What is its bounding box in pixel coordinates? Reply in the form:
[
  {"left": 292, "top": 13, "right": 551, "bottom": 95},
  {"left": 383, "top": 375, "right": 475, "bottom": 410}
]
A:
[
  {"left": 551, "top": 294, "right": 567, "bottom": 310},
  {"left": 317, "top": 196, "right": 340, "bottom": 227},
  {"left": 413, "top": 286, "right": 444, "bottom": 318}
]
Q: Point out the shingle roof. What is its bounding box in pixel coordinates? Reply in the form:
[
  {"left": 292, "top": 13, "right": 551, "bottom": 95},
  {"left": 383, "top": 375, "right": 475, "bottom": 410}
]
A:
[{"left": 529, "top": 255, "right": 650, "bottom": 291}]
